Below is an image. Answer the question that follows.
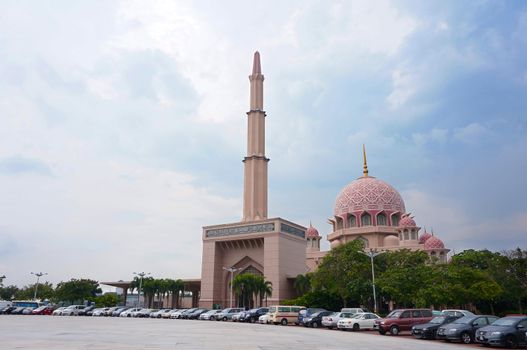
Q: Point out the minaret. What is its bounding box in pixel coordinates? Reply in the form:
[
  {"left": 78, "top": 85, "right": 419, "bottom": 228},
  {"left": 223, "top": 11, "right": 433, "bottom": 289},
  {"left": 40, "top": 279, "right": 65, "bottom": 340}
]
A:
[
  {"left": 362, "top": 144, "right": 369, "bottom": 177},
  {"left": 242, "top": 51, "right": 269, "bottom": 222}
]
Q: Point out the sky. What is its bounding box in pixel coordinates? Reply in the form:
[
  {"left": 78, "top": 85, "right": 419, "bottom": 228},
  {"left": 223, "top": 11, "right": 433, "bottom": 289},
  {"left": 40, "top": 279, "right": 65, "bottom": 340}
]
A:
[{"left": 1, "top": 0, "right": 526, "bottom": 288}]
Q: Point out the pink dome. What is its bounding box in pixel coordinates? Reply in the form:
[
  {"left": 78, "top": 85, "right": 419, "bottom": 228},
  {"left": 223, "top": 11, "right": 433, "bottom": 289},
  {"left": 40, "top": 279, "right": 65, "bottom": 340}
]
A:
[
  {"left": 424, "top": 235, "right": 445, "bottom": 250},
  {"left": 306, "top": 225, "right": 320, "bottom": 238},
  {"left": 419, "top": 231, "right": 432, "bottom": 244},
  {"left": 399, "top": 214, "right": 416, "bottom": 227},
  {"left": 334, "top": 176, "right": 405, "bottom": 216}
]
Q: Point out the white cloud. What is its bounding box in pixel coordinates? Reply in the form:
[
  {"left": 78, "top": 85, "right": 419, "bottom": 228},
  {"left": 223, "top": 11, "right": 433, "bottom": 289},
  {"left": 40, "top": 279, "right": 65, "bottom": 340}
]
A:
[
  {"left": 453, "top": 122, "right": 490, "bottom": 144},
  {"left": 412, "top": 128, "right": 449, "bottom": 148}
]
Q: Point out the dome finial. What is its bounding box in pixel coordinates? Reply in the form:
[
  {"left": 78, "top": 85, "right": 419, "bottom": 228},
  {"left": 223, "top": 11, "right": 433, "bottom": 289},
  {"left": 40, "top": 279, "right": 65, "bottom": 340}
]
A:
[{"left": 362, "top": 144, "right": 369, "bottom": 177}]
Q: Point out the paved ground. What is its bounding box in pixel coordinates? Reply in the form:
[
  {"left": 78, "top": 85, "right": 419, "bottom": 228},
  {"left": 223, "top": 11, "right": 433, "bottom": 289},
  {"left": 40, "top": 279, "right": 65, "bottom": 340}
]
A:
[{"left": 1, "top": 316, "right": 474, "bottom": 350}]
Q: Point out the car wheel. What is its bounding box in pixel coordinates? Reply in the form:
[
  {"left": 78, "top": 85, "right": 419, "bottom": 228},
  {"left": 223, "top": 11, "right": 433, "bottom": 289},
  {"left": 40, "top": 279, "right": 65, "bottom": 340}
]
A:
[
  {"left": 281, "top": 318, "right": 288, "bottom": 326},
  {"left": 251, "top": 317, "right": 256, "bottom": 323},
  {"left": 210, "top": 317, "right": 215, "bottom": 321},
  {"left": 505, "top": 335, "right": 518, "bottom": 349},
  {"left": 222, "top": 317, "right": 227, "bottom": 321},
  {"left": 327, "top": 326, "right": 333, "bottom": 330},
  {"left": 353, "top": 323, "right": 360, "bottom": 331},
  {"left": 461, "top": 332, "right": 472, "bottom": 344},
  {"left": 312, "top": 322, "right": 319, "bottom": 328},
  {"left": 390, "top": 325, "right": 400, "bottom": 336}
]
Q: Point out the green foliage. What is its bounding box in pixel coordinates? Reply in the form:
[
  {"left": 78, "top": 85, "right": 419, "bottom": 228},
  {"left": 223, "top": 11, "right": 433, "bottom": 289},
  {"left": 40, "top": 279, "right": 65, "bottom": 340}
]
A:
[
  {"left": 0, "top": 285, "right": 19, "bottom": 300},
  {"left": 231, "top": 273, "right": 272, "bottom": 308},
  {"left": 94, "top": 293, "right": 120, "bottom": 307},
  {"left": 14, "top": 282, "right": 54, "bottom": 300},
  {"left": 54, "top": 279, "right": 101, "bottom": 304},
  {"left": 293, "top": 274, "right": 312, "bottom": 296},
  {"left": 283, "top": 290, "right": 343, "bottom": 310}
]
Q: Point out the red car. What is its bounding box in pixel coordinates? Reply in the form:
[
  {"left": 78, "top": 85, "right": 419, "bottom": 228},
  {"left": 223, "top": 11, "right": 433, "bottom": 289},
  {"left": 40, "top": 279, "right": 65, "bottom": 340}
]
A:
[
  {"left": 374, "top": 309, "right": 434, "bottom": 335},
  {"left": 32, "top": 306, "right": 54, "bottom": 315}
]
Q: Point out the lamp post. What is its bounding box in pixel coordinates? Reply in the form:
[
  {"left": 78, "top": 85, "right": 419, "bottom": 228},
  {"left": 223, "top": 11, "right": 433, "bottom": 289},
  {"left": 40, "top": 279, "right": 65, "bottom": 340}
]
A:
[
  {"left": 359, "top": 249, "right": 385, "bottom": 313},
  {"left": 133, "top": 272, "right": 150, "bottom": 307},
  {"left": 30, "top": 272, "right": 48, "bottom": 300},
  {"left": 223, "top": 266, "right": 241, "bottom": 308}
]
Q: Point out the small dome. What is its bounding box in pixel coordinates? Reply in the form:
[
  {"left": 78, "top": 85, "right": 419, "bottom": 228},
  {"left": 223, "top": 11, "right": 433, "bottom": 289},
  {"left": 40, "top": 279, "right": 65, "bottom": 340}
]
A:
[
  {"left": 424, "top": 235, "right": 445, "bottom": 250},
  {"left": 306, "top": 224, "right": 320, "bottom": 238},
  {"left": 419, "top": 231, "right": 432, "bottom": 244},
  {"left": 399, "top": 214, "right": 416, "bottom": 227},
  {"left": 383, "top": 235, "right": 399, "bottom": 247}
]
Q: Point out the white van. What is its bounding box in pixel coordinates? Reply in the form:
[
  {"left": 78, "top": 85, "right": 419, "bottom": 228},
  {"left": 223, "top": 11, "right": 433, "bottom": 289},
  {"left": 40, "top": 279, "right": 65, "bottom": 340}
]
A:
[{"left": 341, "top": 308, "right": 365, "bottom": 314}]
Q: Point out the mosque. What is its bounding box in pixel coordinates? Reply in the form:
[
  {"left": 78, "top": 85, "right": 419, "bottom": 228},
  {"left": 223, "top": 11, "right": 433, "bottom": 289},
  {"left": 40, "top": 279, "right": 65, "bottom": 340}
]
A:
[{"left": 198, "top": 52, "right": 449, "bottom": 308}]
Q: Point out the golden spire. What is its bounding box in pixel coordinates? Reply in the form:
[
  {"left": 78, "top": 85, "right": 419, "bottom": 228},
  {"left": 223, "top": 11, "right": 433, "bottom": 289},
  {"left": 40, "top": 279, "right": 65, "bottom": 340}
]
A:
[{"left": 362, "top": 144, "right": 369, "bottom": 177}]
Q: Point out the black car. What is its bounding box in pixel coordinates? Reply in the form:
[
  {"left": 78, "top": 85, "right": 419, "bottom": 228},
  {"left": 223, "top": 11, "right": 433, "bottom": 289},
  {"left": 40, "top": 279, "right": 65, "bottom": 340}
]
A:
[
  {"left": 412, "top": 315, "right": 461, "bottom": 339},
  {"left": 187, "top": 309, "right": 208, "bottom": 320},
  {"left": 475, "top": 316, "right": 527, "bottom": 348},
  {"left": 0, "top": 306, "right": 15, "bottom": 314},
  {"left": 298, "top": 308, "right": 326, "bottom": 326},
  {"left": 436, "top": 315, "right": 499, "bottom": 344},
  {"left": 240, "top": 307, "right": 269, "bottom": 323},
  {"left": 303, "top": 311, "right": 334, "bottom": 328}
]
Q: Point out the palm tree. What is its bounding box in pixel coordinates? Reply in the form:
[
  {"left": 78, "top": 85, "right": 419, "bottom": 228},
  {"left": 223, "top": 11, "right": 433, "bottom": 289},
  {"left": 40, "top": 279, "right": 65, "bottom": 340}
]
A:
[
  {"left": 293, "top": 273, "right": 311, "bottom": 296},
  {"left": 231, "top": 273, "right": 273, "bottom": 308},
  {"left": 258, "top": 279, "right": 273, "bottom": 307}
]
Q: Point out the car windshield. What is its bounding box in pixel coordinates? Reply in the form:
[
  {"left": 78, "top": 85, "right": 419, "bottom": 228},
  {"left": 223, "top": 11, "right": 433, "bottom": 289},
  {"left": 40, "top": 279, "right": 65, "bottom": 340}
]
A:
[
  {"left": 386, "top": 311, "right": 402, "bottom": 318},
  {"left": 311, "top": 312, "right": 322, "bottom": 317},
  {"left": 492, "top": 318, "right": 517, "bottom": 327},
  {"left": 430, "top": 317, "right": 446, "bottom": 324},
  {"left": 453, "top": 316, "right": 474, "bottom": 324}
]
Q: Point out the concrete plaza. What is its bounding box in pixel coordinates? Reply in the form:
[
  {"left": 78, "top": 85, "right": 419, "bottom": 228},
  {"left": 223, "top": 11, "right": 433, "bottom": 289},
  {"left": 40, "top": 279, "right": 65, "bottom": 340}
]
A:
[{"left": 0, "top": 315, "right": 473, "bottom": 350}]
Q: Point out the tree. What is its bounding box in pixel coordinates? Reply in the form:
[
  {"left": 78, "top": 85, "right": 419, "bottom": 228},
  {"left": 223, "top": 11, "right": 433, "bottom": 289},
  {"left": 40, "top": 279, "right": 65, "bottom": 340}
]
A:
[
  {"left": 15, "top": 282, "right": 54, "bottom": 300},
  {"left": 94, "top": 293, "right": 120, "bottom": 307},
  {"left": 0, "top": 285, "right": 19, "bottom": 300},
  {"left": 293, "top": 274, "right": 311, "bottom": 296},
  {"left": 54, "top": 279, "right": 101, "bottom": 304},
  {"left": 311, "top": 239, "right": 371, "bottom": 307}
]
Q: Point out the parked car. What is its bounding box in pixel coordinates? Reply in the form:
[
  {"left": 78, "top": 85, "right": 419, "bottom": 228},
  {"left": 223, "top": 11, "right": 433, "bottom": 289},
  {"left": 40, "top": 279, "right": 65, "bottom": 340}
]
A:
[
  {"left": 441, "top": 309, "right": 475, "bottom": 318},
  {"left": 0, "top": 306, "right": 16, "bottom": 314},
  {"left": 240, "top": 307, "right": 269, "bottom": 323},
  {"left": 259, "top": 312, "right": 272, "bottom": 324},
  {"left": 180, "top": 308, "right": 199, "bottom": 319},
  {"left": 170, "top": 309, "right": 188, "bottom": 319},
  {"left": 92, "top": 308, "right": 110, "bottom": 317},
  {"left": 78, "top": 305, "right": 95, "bottom": 316},
  {"left": 232, "top": 311, "right": 244, "bottom": 322},
  {"left": 21, "top": 307, "right": 34, "bottom": 315},
  {"left": 199, "top": 309, "right": 222, "bottom": 321},
  {"left": 298, "top": 308, "right": 326, "bottom": 326},
  {"left": 337, "top": 312, "right": 380, "bottom": 331},
  {"left": 436, "top": 314, "right": 499, "bottom": 344},
  {"left": 150, "top": 309, "right": 172, "bottom": 318},
  {"left": 216, "top": 308, "right": 245, "bottom": 321},
  {"left": 120, "top": 308, "right": 141, "bottom": 317},
  {"left": 162, "top": 309, "right": 178, "bottom": 319},
  {"left": 303, "top": 310, "right": 334, "bottom": 328},
  {"left": 322, "top": 312, "right": 353, "bottom": 329},
  {"left": 10, "top": 307, "right": 27, "bottom": 315},
  {"left": 134, "top": 308, "right": 156, "bottom": 318},
  {"left": 411, "top": 315, "right": 462, "bottom": 339},
  {"left": 475, "top": 316, "right": 527, "bottom": 348},
  {"left": 52, "top": 307, "right": 66, "bottom": 316},
  {"left": 62, "top": 305, "right": 86, "bottom": 316},
  {"left": 187, "top": 308, "right": 209, "bottom": 320},
  {"left": 374, "top": 309, "right": 434, "bottom": 335},
  {"left": 32, "top": 306, "right": 54, "bottom": 315},
  {"left": 111, "top": 307, "right": 129, "bottom": 317}
]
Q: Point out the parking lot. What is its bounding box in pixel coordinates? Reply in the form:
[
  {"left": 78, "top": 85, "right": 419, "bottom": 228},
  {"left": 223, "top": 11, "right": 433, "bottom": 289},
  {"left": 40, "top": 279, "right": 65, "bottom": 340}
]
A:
[{"left": 1, "top": 315, "right": 473, "bottom": 350}]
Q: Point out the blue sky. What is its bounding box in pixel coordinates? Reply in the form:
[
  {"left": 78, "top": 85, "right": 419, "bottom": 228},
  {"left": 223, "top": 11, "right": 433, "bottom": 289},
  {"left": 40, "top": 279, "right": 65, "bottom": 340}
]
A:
[{"left": 0, "top": 0, "right": 526, "bottom": 286}]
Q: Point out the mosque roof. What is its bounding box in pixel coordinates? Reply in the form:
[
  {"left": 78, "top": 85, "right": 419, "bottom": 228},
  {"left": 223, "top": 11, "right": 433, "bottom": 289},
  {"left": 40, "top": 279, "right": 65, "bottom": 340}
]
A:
[
  {"left": 306, "top": 223, "right": 320, "bottom": 238},
  {"left": 419, "top": 231, "right": 432, "bottom": 244},
  {"left": 399, "top": 214, "right": 417, "bottom": 227},
  {"left": 424, "top": 235, "right": 445, "bottom": 250}
]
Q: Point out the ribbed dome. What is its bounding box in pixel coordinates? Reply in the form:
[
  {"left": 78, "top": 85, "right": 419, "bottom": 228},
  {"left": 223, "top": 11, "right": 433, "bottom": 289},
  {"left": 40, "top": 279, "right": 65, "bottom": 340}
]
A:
[
  {"left": 306, "top": 224, "right": 320, "bottom": 238},
  {"left": 399, "top": 214, "right": 416, "bottom": 227},
  {"left": 419, "top": 231, "right": 432, "bottom": 244},
  {"left": 334, "top": 176, "right": 406, "bottom": 216},
  {"left": 424, "top": 235, "right": 445, "bottom": 249},
  {"left": 384, "top": 235, "right": 399, "bottom": 247}
]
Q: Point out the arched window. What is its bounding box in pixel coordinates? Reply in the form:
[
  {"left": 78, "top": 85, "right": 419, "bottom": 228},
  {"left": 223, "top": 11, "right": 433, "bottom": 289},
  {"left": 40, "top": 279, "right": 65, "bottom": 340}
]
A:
[
  {"left": 410, "top": 230, "right": 417, "bottom": 240},
  {"left": 403, "top": 230, "right": 409, "bottom": 240},
  {"left": 391, "top": 214, "right": 400, "bottom": 227},
  {"left": 361, "top": 212, "right": 372, "bottom": 226},
  {"left": 336, "top": 217, "right": 343, "bottom": 230},
  {"left": 348, "top": 215, "right": 357, "bottom": 228},
  {"left": 377, "top": 213, "right": 387, "bottom": 226}
]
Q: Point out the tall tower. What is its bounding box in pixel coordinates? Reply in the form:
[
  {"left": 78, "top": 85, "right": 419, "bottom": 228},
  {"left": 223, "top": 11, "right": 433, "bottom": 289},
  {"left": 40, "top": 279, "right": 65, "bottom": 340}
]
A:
[{"left": 242, "top": 51, "right": 269, "bottom": 222}]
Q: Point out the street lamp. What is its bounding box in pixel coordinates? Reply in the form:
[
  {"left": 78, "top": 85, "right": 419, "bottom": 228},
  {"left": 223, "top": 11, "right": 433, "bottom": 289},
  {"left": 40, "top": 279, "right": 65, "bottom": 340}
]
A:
[
  {"left": 223, "top": 266, "right": 241, "bottom": 308},
  {"left": 133, "top": 272, "right": 150, "bottom": 307},
  {"left": 30, "top": 272, "right": 48, "bottom": 300},
  {"left": 359, "top": 249, "right": 385, "bottom": 313}
]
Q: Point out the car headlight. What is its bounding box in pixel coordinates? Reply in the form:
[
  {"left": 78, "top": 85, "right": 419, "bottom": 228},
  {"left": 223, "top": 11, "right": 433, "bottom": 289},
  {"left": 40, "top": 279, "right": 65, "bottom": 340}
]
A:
[
  {"left": 450, "top": 328, "right": 457, "bottom": 332},
  {"left": 380, "top": 321, "right": 385, "bottom": 325},
  {"left": 490, "top": 331, "right": 501, "bottom": 336}
]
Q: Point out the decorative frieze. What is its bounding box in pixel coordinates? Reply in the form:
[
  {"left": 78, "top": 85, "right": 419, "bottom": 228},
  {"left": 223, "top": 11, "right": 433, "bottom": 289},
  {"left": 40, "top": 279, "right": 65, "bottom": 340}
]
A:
[
  {"left": 280, "top": 223, "right": 305, "bottom": 239},
  {"left": 206, "top": 223, "right": 275, "bottom": 238}
]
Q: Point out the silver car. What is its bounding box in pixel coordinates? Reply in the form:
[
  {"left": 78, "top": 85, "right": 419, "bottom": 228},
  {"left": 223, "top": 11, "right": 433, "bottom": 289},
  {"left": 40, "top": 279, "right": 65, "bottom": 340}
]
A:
[
  {"left": 215, "top": 308, "right": 245, "bottom": 321},
  {"left": 322, "top": 312, "right": 353, "bottom": 329}
]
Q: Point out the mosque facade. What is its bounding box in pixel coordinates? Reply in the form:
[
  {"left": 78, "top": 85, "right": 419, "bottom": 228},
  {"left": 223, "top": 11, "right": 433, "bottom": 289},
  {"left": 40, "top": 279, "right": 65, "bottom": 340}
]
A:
[{"left": 198, "top": 52, "right": 449, "bottom": 308}]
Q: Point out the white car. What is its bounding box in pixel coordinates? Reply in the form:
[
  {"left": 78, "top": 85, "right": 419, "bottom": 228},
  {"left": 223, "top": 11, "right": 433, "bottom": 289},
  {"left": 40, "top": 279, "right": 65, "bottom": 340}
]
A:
[
  {"left": 199, "top": 309, "right": 222, "bottom": 320},
  {"left": 259, "top": 313, "right": 271, "bottom": 324},
  {"left": 337, "top": 312, "right": 380, "bottom": 331},
  {"left": 61, "top": 305, "right": 86, "bottom": 316},
  {"left": 151, "top": 309, "right": 172, "bottom": 318},
  {"left": 322, "top": 312, "right": 354, "bottom": 329},
  {"left": 120, "top": 308, "right": 141, "bottom": 317},
  {"left": 92, "top": 308, "right": 110, "bottom": 316},
  {"left": 52, "top": 307, "right": 66, "bottom": 316},
  {"left": 162, "top": 309, "right": 179, "bottom": 319},
  {"left": 170, "top": 309, "right": 188, "bottom": 319},
  {"left": 441, "top": 309, "right": 474, "bottom": 317}
]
